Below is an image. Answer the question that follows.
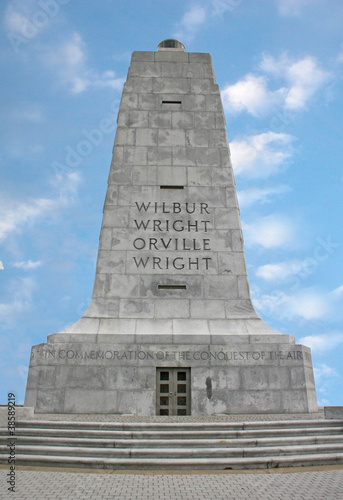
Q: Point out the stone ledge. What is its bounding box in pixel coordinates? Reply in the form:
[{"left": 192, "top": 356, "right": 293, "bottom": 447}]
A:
[
  {"left": 0, "top": 406, "right": 34, "bottom": 426},
  {"left": 324, "top": 406, "right": 343, "bottom": 419},
  {"left": 46, "top": 332, "right": 295, "bottom": 344},
  {"left": 18, "top": 411, "right": 326, "bottom": 422}
]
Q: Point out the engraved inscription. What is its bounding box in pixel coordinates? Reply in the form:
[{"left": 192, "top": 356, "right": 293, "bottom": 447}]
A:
[
  {"left": 33, "top": 347, "right": 311, "bottom": 363},
  {"left": 132, "top": 201, "right": 213, "bottom": 272}
]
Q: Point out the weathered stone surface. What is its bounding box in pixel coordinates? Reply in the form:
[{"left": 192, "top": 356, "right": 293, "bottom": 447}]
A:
[
  {"left": 190, "top": 300, "right": 226, "bottom": 319},
  {"left": 0, "top": 406, "right": 34, "bottom": 426},
  {"left": 324, "top": 406, "right": 343, "bottom": 419},
  {"left": 157, "top": 166, "right": 187, "bottom": 185},
  {"left": 98, "top": 318, "right": 136, "bottom": 335},
  {"left": 132, "top": 165, "right": 157, "bottom": 185},
  {"left": 60, "top": 318, "right": 100, "bottom": 334},
  {"left": 155, "top": 50, "right": 189, "bottom": 63},
  {"left": 135, "top": 319, "right": 173, "bottom": 338},
  {"left": 25, "top": 339, "right": 317, "bottom": 414},
  {"left": 155, "top": 299, "right": 190, "bottom": 319},
  {"left": 131, "top": 51, "right": 155, "bottom": 62},
  {"left": 119, "top": 299, "right": 154, "bottom": 318}
]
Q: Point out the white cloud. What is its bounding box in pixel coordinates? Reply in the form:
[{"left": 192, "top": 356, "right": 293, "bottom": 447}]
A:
[
  {"left": 181, "top": 5, "right": 206, "bottom": 29},
  {"left": 0, "top": 197, "right": 55, "bottom": 242},
  {"left": 332, "top": 284, "right": 343, "bottom": 298},
  {"left": 252, "top": 287, "right": 332, "bottom": 321},
  {"left": 243, "top": 215, "right": 296, "bottom": 249},
  {"left": 11, "top": 101, "right": 45, "bottom": 123},
  {"left": 317, "top": 397, "right": 330, "bottom": 406},
  {"left": 211, "top": 0, "right": 243, "bottom": 17},
  {"left": 175, "top": 1, "right": 244, "bottom": 42},
  {"left": 3, "top": 0, "right": 37, "bottom": 33},
  {"left": 338, "top": 42, "right": 343, "bottom": 63},
  {"left": 111, "top": 51, "right": 132, "bottom": 63},
  {"left": 251, "top": 287, "right": 287, "bottom": 317},
  {"left": 51, "top": 170, "right": 81, "bottom": 198},
  {"left": 289, "top": 292, "right": 332, "bottom": 320},
  {"left": 4, "top": 7, "right": 29, "bottom": 34},
  {"left": 0, "top": 172, "right": 81, "bottom": 243},
  {"left": 4, "top": 6, "right": 125, "bottom": 95},
  {"left": 42, "top": 32, "right": 87, "bottom": 93},
  {"left": 222, "top": 54, "right": 331, "bottom": 117},
  {"left": 42, "top": 32, "right": 125, "bottom": 93},
  {"left": 261, "top": 54, "right": 332, "bottom": 111},
  {"left": 3, "top": 139, "right": 45, "bottom": 161},
  {"left": 222, "top": 75, "right": 285, "bottom": 116},
  {"left": 313, "top": 362, "right": 341, "bottom": 405},
  {"left": 237, "top": 185, "right": 290, "bottom": 207},
  {"left": 255, "top": 255, "right": 334, "bottom": 284},
  {"left": 0, "top": 261, "right": 4, "bottom": 270},
  {"left": 299, "top": 332, "right": 343, "bottom": 353},
  {"left": 253, "top": 280, "right": 343, "bottom": 321},
  {"left": 30, "top": 145, "right": 45, "bottom": 155},
  {"left": 13, "top": 260, "right": 42, "bottom": 270},
  {"left": 16, "top": 365, "right": 29, "bottom": 385},
  {"left": 4, "top": 0, "right": 67, "bottom": 51},
  {"left": 277, "top": 0, "right": 313, "bottom": 17},
  {"left": 174, "top": 5, "right": 207, "bottom": 42},
  {"left": 256, "top": 260, "right": 303, "bottom": 281},
  {"left": 0, "top": 277, "right": 36, "bottom": 325},
  {"left": 230, "top": 132, "right": 294, "bottom": 178}
]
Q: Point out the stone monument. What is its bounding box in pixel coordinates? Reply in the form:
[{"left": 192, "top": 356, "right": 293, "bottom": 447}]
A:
[{"left": 25, "top": 39, "right": 318, "bottom": 415}]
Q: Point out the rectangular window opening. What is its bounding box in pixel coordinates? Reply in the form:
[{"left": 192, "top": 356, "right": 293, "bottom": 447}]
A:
[
  {"left": 160, "top": 185, "right": 184, "bottom": 190},
  {"left": 162, "top": 100, "right": 182, "bottom": 105},
  {"left": 158, "top": 285, "right": 187, "bottom": 290}
]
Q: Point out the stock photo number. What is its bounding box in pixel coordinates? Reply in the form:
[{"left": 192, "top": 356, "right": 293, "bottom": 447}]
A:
[{"left": 7, "top": 393, "right": 16, "bottom": 493}]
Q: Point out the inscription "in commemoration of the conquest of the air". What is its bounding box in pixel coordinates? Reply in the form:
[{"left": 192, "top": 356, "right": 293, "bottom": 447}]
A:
[
  {"left": 33, "top": 348, "right": 312, "bottom": 363},
  {"left": 132, "top": 202, "right": 213, "bottom": 272}
]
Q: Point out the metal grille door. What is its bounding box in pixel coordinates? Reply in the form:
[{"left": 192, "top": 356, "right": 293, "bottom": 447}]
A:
[{"left": 156, "top": 368, "right": 191, "bottom": 416}]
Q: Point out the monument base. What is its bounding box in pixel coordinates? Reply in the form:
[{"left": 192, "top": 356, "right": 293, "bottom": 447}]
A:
[{"left": 25, "top": 333, "right": 318, "bottom": 416}]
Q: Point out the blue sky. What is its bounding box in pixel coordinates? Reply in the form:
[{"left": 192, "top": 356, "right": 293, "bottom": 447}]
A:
[{"left": 0, "top": 0, "right": 342, "bottom": 407}]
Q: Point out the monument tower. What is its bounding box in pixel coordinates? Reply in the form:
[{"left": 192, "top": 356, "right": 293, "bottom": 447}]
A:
[{"left": 25, "top": 40, "right": 317, "bottom": 415}]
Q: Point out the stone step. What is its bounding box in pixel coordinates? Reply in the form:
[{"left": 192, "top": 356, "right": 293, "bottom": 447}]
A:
[
  {"left": 1, "top": 452, "right": 343, "bottom": 470},
  {"left": 3, "top": 426, "right": 343, "bottom": 441},
  {"left": 16, "top": 418, "right": 343, "bottom": 431},
  {"left": 2, "top": 442, "right": 343, "bottom": 459},
  {"left": 3, "top": 418, "right": 343, "bottom": 470},
  {"left": 2, "top": 434, "right": 343, "bottom": 449}
]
